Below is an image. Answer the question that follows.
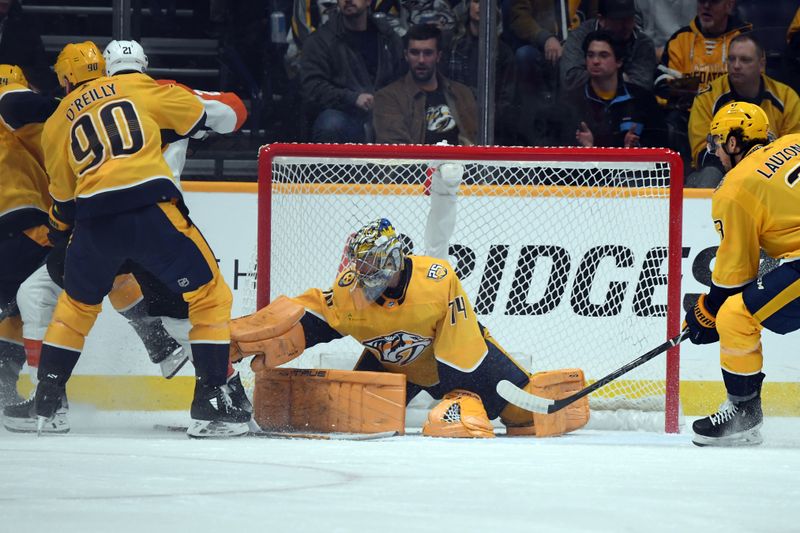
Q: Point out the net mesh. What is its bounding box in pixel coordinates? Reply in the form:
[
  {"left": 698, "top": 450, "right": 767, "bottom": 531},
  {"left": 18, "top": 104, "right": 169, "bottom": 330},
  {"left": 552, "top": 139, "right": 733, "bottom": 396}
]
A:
[{"left": 241, "top": 145, "right": 680, "bottom": 424}]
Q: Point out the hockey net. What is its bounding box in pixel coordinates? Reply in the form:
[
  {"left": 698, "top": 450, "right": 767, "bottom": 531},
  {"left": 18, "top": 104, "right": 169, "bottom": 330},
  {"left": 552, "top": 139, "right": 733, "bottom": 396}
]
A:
[{"left": 242, "top": 143, "right": 684, "bottom": 432}]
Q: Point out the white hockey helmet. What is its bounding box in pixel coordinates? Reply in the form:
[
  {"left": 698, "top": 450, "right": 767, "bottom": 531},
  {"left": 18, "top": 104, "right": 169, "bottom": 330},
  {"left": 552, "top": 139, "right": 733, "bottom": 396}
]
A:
[{"left": 103, "top": 39, "right": 148, "bottom": 75}]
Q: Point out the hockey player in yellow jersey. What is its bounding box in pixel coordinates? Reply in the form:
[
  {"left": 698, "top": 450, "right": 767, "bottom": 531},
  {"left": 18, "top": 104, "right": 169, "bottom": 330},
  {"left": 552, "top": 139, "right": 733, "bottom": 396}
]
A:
[
  {"left": 230, "top": 218, "right": 591, "bottom": 438},
  {"left": 0, "top": 64, "right": 56, "bottom": 407},
  {"left": 25, "top": 42, "right": 250, "bottom": 438},
  {"left": 685, "top": 101, "right": 800, "bottom": 447}
]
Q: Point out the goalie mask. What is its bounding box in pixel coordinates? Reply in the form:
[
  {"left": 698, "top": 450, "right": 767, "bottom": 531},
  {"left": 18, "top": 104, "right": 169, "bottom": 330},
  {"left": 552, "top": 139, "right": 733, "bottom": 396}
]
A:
[
  {"left": 103, "top": 39, "right": 149, "bottom": 75},
  {"left": 346, "top": 218, "right": 404, "bottom": 302}
]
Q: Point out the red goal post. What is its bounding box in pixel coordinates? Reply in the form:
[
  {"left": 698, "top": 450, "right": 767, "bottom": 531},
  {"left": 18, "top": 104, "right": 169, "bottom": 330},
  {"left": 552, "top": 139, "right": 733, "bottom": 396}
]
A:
[{"left": 253, "top": 143, "right": 684, "bottom": 433}]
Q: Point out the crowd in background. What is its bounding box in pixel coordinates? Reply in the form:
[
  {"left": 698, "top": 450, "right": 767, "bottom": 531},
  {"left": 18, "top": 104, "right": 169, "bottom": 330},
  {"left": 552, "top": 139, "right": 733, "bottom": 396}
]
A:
[{"left": 2, "top": 0, "right": 800, "bottom": 186}]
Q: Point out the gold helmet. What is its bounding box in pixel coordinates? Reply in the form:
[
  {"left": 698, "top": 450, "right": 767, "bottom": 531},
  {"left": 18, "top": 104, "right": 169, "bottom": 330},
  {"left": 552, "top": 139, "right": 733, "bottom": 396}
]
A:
[
  {"left": 54, "top": 41, "right": 105, "bottom": 89},
  {"left": 707, "top": 101, "right": 771, "bottom": 154},
  {"left": 0, "top": 64, "right": 28, "bottom": 87}
]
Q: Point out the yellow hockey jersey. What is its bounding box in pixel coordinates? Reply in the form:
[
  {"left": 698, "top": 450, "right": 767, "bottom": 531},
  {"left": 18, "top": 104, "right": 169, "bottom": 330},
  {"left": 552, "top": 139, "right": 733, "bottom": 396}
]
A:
[
  {"left": 658, "top": 16, "right": 751, "bottom": 103},
  {"left": 292, "top": 255, "right": 489, "bottom": 387},
  {"left": 688, "top": 74, "right": 800, "bottom": 167},
  {"left": 788, "top": 7, "right": 800, "bottom": 42},
  {"left": 42, "top": 72, "right": 206, "bottom": 220},
  {"left": 711, "top": 133, "right": 800, "bottom": 288},
  {"left": 0, "top": 82, "right": 58, "bottom": 234}
]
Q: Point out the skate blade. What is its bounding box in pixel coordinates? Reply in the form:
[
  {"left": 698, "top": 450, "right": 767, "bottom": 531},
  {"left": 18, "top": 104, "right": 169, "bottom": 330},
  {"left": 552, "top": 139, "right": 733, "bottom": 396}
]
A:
[
  {"left": 2, "top": 414, "right": 70, "bottom": 434},
  {"left": 187, "top": 419, "right": 249, "bottom": 439},
  {"left": 160, "top": 348, "right": 189, "bottom": 379},
  {"left": 692, "top": 426, "right": 763, "bottom": 447}
]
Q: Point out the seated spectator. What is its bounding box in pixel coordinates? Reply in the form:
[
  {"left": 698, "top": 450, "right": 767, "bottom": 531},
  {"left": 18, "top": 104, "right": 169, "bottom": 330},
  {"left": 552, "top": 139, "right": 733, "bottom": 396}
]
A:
[
  {"left": 655, "top": 0, "right": 750, "bottom": 110},
  {"left": 443, "top": 0, "right": 516, "bottom": 144},
  {"left": 373, "top": 24, "right": 477, "bottom": 145},
  {"left": 560, "top": 0, "right": 656, "bottom": 92},
  {"left": 0, "top": 0, "right": 55, "bottom": 94},
  {"left": 634, "top": 0, "right": 695, "bottom": 60},
  {"left": 687, "top": 33, "right": 800, "bottom": 187},
  {"left": 559, "top": 30, "right": 664, "bottom": 148},
  {"left": 785, "top": 6, "right": 800, "bottom": 92},
  {"left": 655, "top": 0, "right": 750, "bottom": 166},
  {"left": 301, "top": 0, "right": 405, "bottom": 142}
]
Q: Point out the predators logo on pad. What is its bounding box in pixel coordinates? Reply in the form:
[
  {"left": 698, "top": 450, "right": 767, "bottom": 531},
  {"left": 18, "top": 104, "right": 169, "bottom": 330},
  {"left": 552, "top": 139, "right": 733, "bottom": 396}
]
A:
[
  {"left": 426, "top": 264, "right": 447, "bottom": 281},
  {"left": 363, "top": 331, "right": 432, "bottom": 365}
]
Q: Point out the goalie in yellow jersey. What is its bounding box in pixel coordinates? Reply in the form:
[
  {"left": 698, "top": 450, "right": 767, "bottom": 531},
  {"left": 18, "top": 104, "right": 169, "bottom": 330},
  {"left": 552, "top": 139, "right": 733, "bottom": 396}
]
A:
[
  {"left": 685, "top": 101, "right": 800, "bottom": 447},
  {"left": 230, "top": 218, "right": 591, "bottom": 438}
]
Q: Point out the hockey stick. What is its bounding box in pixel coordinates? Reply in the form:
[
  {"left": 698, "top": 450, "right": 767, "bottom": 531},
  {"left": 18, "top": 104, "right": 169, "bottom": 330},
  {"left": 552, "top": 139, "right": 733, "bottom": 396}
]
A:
[
  {"left": 154, "top": 424, "right": 399, "bottom": 440},
  {"left": 496, "top": 329, "right": 689, "bottom": 414}
]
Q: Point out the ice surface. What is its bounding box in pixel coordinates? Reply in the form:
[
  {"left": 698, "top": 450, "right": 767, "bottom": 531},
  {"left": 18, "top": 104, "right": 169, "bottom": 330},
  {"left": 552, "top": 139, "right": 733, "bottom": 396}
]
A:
[{"left": 2, "top": 410, "right": 799, "bottom": 533}]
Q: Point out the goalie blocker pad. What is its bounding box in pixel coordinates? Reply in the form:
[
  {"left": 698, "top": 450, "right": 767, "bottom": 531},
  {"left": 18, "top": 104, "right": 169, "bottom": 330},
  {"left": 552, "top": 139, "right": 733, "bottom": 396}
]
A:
[
  {"left": 253, "top": 368, "right": 406, "bottom": 435},
  {"left": 229, "top": 296, "right": 306, "bottom": 369}
]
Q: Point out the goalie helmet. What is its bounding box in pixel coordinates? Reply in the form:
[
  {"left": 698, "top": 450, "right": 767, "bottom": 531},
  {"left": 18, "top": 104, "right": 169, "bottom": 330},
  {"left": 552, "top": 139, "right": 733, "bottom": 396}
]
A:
[
  {"left": 0, "top": 64, "right": 27, "bottom": 87},
  {"left": 53, "top": 41, "right": 105, "bottom": 89},
  {"left": 103, "top": 40, "right": 148, "bottom": 75},
  {"left": 707, "top": 101, "right": 771, "bottom": 154},
  {"left": 346, "top": 218, "right": 404, "bottom": 301}
]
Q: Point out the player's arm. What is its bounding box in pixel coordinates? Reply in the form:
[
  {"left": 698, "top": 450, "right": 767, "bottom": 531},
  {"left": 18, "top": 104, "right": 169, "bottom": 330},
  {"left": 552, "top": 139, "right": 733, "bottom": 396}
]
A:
[
  {"left": 155, "top": 79, "right": 247, "bottom": 134},
  {"left": 41, "top": 114, "right": 77, "bottom": 241},
  {"left": 0, "top": 86, "right": 58, "bottom": 131},
  {"left": 431, "top": 268, "right": 488, "bottom": 372},
  {"left": 150, "top": 81, "right": 208, "bottom": 140}
]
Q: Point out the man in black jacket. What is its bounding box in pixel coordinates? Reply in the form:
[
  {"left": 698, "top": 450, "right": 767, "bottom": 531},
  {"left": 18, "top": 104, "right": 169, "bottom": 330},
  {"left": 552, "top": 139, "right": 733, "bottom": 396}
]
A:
[
  {"left": 561, "top": 30, "right": 664, "bottom": 149},
  {"left": 301, "top": 0, "right": 405, "bottom": 142}
]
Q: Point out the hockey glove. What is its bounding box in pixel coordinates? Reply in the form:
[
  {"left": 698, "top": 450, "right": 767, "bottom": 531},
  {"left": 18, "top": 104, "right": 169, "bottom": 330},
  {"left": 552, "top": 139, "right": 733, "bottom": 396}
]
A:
[{"left": 684, "top": 294, "right": 719, "bottom": 345}]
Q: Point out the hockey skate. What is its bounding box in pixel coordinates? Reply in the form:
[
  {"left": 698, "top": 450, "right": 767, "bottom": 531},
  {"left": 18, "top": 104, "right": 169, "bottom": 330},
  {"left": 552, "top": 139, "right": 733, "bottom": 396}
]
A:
[
  {"left": 130, "top": 316, "right": 188, "bottom": 379},
  {"left": 692, "top": 396, "right": 763, "bottom": 447},
  {"left": 2, "top": 386, "right": 70, "bottom": 434},
  {"left": 187, "top": 381, "right": 251, "bottom": 438},
  {"left": 0, "top": 356, "right": 23, "bottom": 407}
]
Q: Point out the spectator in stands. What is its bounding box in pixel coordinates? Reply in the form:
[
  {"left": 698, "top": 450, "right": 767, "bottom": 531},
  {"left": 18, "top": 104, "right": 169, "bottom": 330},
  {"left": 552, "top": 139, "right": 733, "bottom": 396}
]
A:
[
  {"left": 785, "top": 6, "right": 800, "bottom": 92},
  {"left": 373, "top": 24, "right": 477, "bottom": 144},
  {"left": 0, "top": 0, "right": 55, "bottom": 94},
  {"left": 560, "top": 0, "right": 655, "bottom": 91},
  {"left": 559, "top": 30, "right": 664, "bottom": 148},
  {"left": 634, "top": 0, "right": 695, "bottom": 60},
  {"left": 443, "top": 0, "right": 516, "bottom": 144},
  {"left": 654, "top": 0, "right": 750, "bottom": 167},
  {"left": 686, "top": 33, "right": 800, "bottom": 187},
  {"left": 301, "top": 0, "right": 405, "bottom": 142}
]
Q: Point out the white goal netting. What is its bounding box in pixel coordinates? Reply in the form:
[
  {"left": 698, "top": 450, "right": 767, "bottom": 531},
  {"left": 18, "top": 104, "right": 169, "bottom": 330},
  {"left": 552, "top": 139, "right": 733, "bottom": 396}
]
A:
[{"left": 242, "top": 144, "right": 684, "bottom": 432}]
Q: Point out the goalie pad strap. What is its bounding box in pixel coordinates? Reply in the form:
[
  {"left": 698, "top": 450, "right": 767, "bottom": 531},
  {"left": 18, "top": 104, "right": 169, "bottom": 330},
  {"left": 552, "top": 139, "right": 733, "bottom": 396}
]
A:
[{"left": 253, "top": 368, "right": 406, "bottom": 434}]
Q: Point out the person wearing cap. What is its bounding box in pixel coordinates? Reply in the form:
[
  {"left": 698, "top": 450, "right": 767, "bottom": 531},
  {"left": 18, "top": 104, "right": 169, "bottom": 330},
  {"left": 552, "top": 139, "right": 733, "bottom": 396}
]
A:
[{"left": 560, "top": 0, "right": 655, "bottom": 91}]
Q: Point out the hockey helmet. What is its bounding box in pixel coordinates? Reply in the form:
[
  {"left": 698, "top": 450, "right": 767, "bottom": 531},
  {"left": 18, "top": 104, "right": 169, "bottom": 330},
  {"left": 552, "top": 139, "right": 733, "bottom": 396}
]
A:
[
  {"left": 707, "top": 101, "right": 771, "bottom": 154},
  {"left": 346, "top": 218, "right": 404, "bottom": 301},
  {"left": 0, "top": 64, "right": 27, "bottom": 87},
  {"left": 54, "top": 41, "right": 105, "bottom": 89},
  {"left": 103, "top": 39, "right": 148, "bottom": 76}
]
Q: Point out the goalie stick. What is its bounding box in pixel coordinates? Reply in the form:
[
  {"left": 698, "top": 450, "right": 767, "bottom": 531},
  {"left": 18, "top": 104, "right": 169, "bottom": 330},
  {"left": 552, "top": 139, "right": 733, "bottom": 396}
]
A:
[
  {"left": 497, "top": 329, "right": 689, "bottom": 414},
  {"left": 153, "top": 424, "right": 399, "bottom": 440}
]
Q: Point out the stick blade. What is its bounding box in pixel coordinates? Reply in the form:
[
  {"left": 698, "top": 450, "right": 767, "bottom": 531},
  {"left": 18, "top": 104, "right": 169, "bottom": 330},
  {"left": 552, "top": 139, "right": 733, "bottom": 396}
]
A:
[{"left": 496, "top": 380, "right": 554, "bottom": 414}]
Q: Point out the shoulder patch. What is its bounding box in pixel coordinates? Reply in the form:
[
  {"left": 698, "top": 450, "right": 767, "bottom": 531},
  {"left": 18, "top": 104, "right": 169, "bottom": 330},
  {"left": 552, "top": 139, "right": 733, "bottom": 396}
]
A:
[
  {"left": 338, "top": 271, "right": 356, "bottom": 287},
  {"left": 426, "top": 263, "right": 448, "bottom": 281}
]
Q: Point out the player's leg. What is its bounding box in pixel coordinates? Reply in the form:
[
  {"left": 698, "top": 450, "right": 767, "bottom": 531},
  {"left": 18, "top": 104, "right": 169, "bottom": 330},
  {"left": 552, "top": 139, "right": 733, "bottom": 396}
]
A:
[
  {"left": 110, "top": 266, "right": 187, "bottom": 379},
  {"left": 28, "top": 219, "right": 123, "bottom": 431},
  {"left": 138, "top": 202, "right": 249, "bottom": 437},
  {"left": 0, "top": 227, "right": 50, "bottom": 407},
  {"left": 693, "top": 262, "right": 800, "bottom": 446}
]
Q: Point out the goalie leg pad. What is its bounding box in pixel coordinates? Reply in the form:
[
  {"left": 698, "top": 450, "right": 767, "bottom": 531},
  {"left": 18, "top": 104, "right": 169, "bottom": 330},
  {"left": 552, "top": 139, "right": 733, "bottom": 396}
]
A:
[
  {"left": 422, "top": 389, "right": 495, "bottom": 438},
  {"left": 253, "top": 368, "right": 406, "bottom": 434},
  {"left": 230, "top": 296, "right": 306, "bottom": 364},
  {"left": 501, "top": 369, "right": 590, "bottom": 437}
]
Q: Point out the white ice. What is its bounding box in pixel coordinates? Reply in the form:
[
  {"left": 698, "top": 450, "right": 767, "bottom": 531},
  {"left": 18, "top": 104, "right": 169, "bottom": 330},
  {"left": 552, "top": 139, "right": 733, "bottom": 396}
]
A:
[{"left": 2, "top": 410, "right": 799, "bottom": 533}]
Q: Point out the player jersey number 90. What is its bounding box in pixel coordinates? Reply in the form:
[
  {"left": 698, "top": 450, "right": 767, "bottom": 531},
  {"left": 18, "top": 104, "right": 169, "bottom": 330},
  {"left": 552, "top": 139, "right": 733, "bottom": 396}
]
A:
[{"left": 70, "top": 99, "right": 144, "bottom": 176}]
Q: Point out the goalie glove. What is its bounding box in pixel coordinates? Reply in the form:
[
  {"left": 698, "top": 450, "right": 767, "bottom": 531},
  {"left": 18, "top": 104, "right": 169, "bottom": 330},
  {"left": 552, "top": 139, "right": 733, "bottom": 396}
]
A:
[{"left": 684, "top": 294, "right": 719, "bottom": 345}]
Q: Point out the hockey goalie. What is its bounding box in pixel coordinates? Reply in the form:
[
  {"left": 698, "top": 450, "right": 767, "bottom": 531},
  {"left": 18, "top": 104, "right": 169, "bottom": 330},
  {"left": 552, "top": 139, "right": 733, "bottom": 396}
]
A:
[{"left": 230, "top": 210, "right": 590, "bottom": 438}]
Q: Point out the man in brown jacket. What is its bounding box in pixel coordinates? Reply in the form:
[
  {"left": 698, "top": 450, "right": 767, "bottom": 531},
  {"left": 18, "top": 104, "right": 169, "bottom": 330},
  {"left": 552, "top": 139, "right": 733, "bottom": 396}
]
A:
[{"left": 373, "top": 24, "right": 477, "bottom": 145}]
